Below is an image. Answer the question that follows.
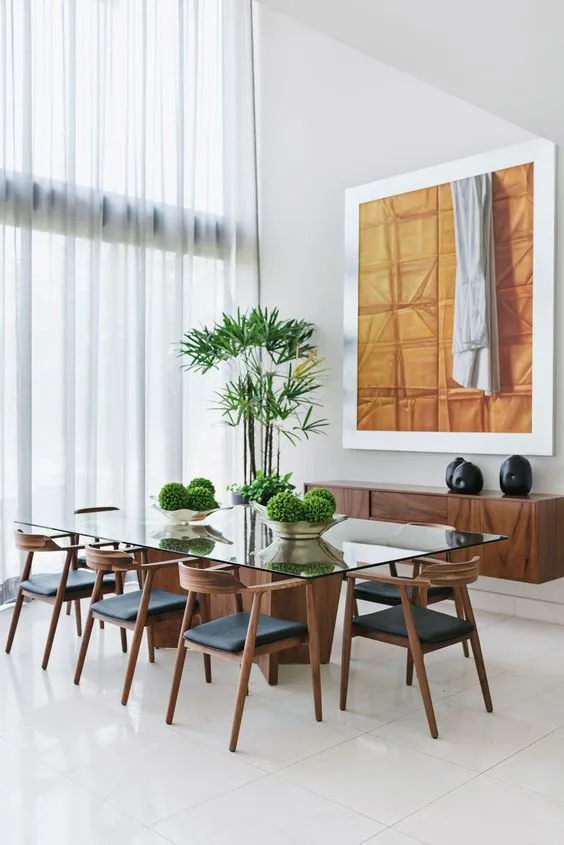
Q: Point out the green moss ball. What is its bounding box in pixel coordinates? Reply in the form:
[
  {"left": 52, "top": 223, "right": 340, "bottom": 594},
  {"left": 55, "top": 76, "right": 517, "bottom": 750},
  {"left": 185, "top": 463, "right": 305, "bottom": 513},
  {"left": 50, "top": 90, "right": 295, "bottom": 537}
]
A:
[
  {"left": 304, "top": 487, "right": 337, "bottom": 512},
  {"left": 158, "top": 482, "right": 190, "bottom": 511},
  {"left": 302, "top": 494, "right": 335, "bottom": 522},
  {"left": 185, "top": 485, "right": 218, "bottom": 512},
  {"left": 187, "top": 477, "right": 215, "bottom": 495},
  {"left": 266, "top": 492, "right": 306, "bottom": 522},
  {"left": 158, "top": 537, "right": 215, "bottom": 556}
]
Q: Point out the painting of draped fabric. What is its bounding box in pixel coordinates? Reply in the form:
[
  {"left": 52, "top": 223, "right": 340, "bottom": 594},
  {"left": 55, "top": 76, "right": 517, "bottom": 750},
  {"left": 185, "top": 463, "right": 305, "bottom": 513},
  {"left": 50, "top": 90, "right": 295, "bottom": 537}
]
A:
[{"left": 356, "top": 163, "right": 534, "bottom": 434}]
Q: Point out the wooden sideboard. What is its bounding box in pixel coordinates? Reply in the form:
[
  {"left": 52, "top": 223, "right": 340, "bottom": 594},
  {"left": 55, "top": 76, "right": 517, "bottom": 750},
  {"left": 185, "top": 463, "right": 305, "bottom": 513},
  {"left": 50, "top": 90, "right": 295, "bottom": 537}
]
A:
[{"left": 304, "top": 480, "right": 564, "bottom": 584}]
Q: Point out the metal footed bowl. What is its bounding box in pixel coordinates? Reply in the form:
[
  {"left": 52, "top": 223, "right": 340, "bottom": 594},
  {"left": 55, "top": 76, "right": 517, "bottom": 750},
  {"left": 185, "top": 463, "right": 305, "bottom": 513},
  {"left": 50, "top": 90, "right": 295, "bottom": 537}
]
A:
[
  {"left": 251, "top": 502, "right": 348, "bottom": 539},
  {"left": 150, "top": 497, "right": 220, "bottom": 526}
]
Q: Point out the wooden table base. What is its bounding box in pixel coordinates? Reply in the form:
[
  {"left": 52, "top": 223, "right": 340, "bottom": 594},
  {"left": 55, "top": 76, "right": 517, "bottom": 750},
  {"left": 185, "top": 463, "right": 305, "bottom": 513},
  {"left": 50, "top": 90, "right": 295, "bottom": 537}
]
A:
[{"left": 145, "top": 549, "right": 343, "bottom": 685}]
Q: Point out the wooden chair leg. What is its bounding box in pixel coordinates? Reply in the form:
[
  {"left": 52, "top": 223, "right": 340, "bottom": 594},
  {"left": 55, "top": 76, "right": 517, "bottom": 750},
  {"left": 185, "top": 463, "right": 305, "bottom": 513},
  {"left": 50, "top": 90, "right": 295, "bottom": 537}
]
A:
[
  {"left": 114, "top": 571, "right": 127, "bottom": 654},
  {"left": 406, "top": 649, "right": 414, "bottom": 686},
  {"left": 66, "top": 603, "right": 72, "bottom": 616},
  {"left": 5, "top": 591, "right": 25, "bottom": 654},
  {"left": 229, "top": 594, "right": 261, "bottom": 752},
  {"left": 42, "top": 549, "right": 74, "bottom": 670},
  {"left": 6, "top": 551, "right": 34, "bottom": 654},
  {"left": 306, "top": 582, "right": 322, "bottom": 721},
  {"left": 74, "top": 600, "right": 82, "bottom": 637},
  {"left": 203, "top": 653, "right": 212, "bottom": 683},
  {"left": 352, "top": 597, "right": 359, "bottom": 617},
  {"left": 453, "top": 590, "right": 470, "bottom": 657},
  {"left": 400, "top": 586, "right": 438, "bottom": 738},
  {"left": 461, "top": 589, "right": 493, "bottom": 712},
  {"left": 165, "top": 593, "right": 198, "bottom": 725},
  {"left": 120, "top": 570, "right": 154, "bottom": 706},
  {"left": 339, "top": 578, "right": 355, "bottom": 711},
  {"left": 146, "top": 626, "right": 155, "bottom": 663},
  {"left": 99, "top": 620, "right": 105, "bottom": 630},
  {"left": 74, "top": 570, "right": 106, "bottom": 684},
  {"left": 199, "top": 593, "right": 212, "bottom": 683}
]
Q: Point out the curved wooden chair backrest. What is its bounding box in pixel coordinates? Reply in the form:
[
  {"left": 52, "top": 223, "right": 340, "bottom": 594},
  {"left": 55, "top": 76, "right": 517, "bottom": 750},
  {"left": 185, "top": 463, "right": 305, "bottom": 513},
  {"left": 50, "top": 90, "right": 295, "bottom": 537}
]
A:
[
  {"left": 74, "top": 506, "right": 120, "bottom": 514},
  {"left": 85, "top": 546, "right": 135, "bottom": 573},
  {"left": 14, "top": 530, "right": 61, "bottom": 553},
  {"left": 178, "top": 562, "right": 245, "bottom": 595},
  {"left": 419, "top": 555, "right": 480, "bottom": 587}
]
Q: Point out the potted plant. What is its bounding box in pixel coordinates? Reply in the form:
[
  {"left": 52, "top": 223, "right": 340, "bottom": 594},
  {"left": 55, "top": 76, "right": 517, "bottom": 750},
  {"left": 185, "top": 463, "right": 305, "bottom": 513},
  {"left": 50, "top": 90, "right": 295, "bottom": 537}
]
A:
[{"left": 179, "top": 307, "right": 329, "bottom": 501}]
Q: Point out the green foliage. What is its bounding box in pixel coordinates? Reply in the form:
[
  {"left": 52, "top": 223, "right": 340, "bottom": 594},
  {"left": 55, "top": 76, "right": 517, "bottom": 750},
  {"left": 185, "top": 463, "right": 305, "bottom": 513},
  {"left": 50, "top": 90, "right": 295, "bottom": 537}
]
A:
[
  {"left": 185, "top": 486, "right": 218, "bottom": 512},
  {"left": 266, "top": 492, "right": 306, "bottom": 522},
  {"left": 158, "top": 482, "right": 190, "bottom": 511},
  {"left": 304, "top": 487, "right": 337, "bottom": 512},
  {"left": 243, "top": 471, "right": 295, "bottom": 503},
  {"left": 179, "top": 307, "right": 329, "bottom": 484},
  {"left": 187, "top": 477, "right": 215, "bottom": 495},
  {"left": 302, "top": 495, "right": 335, "bottom": 522},
  {"left": 158, "top": 537, "right": 215, "bottom": 556}
]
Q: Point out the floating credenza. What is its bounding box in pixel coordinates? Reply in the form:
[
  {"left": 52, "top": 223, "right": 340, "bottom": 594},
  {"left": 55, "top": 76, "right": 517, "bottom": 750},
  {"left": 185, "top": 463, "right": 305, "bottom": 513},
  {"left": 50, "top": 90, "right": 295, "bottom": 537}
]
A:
[{"left": 304, "top": 481, "right": 564, "bottom": 584}]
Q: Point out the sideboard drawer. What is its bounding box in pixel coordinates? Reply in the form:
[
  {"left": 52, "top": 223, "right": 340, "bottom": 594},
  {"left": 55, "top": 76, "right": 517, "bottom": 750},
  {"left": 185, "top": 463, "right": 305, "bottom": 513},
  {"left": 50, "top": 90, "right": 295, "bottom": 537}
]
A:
[{"left": 370, "top": 491, "right": 448, "bottom": 525}]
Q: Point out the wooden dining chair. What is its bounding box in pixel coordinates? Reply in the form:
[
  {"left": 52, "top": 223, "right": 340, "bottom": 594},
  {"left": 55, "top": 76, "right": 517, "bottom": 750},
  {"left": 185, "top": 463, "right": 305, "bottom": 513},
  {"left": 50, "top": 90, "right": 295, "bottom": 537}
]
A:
[
  {"left": 340, "top": 555, "right": 492, "bottom": 738},
  {"left": 68, "top": 506, "right": 121, "bottom": 630},
  {"left": 166, "top": 562, "right": 322, "bottom": 752},
  {"left": 352, "top": 522, "right": 470, "bottom": 657},
  {"left": 74, "top": 546, "right": 190, "bottom": 706},
  {"left": 5, "top": 531, "right": 118, "bottom": 670}
]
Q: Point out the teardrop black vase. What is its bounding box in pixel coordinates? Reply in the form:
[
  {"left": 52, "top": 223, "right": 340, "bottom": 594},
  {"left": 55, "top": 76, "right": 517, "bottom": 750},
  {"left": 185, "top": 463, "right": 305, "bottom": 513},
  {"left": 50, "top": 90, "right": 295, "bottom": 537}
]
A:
[
  {"left": 451, "top": 461, "right": 484, "bottom": 495},
  {"left": 499, "top": 455, "right": 532, "bottom": 496},
  {"left": 445, "top": 457, "right": 465, "bottom": 491}
]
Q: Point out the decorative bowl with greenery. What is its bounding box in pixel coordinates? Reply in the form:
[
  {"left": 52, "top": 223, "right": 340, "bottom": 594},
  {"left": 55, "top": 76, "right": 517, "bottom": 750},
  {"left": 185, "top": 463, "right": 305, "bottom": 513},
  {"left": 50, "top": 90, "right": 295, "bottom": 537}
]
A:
[
  {"left": 253, "top": 487, "right": 346, "bottom": 539},
  {"left": 152, "top": 477, "right": 220, "bottom": 524},
  {"left": 178, "top": 306, "right": 329, "bottom": 502}
]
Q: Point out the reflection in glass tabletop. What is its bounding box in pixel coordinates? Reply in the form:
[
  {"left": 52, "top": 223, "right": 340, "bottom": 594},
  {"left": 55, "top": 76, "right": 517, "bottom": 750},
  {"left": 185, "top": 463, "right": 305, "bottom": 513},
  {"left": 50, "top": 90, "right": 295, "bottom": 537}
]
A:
[{"left": 16, "top": 503, "right": 506, "bottom": 580}]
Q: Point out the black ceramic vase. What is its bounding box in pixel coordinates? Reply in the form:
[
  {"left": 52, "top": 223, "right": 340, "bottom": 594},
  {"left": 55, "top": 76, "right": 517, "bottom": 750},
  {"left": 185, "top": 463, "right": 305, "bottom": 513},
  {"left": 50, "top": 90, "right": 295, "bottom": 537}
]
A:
[
  {"left": 445, "top": 457, "right": 465, "bottom": 491},
  {"left": 499, "top": 455, "right": 532, "bottom": 496},
  {"left": 451, "top": 461, "right": 484, "bottom": 495}
]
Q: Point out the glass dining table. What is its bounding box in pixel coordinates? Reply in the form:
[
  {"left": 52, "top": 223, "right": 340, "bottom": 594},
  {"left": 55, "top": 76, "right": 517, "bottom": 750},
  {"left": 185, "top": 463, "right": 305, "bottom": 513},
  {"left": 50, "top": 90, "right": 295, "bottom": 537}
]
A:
[{"left": 16, "top": 503, "right": 505, "bottom": 683}]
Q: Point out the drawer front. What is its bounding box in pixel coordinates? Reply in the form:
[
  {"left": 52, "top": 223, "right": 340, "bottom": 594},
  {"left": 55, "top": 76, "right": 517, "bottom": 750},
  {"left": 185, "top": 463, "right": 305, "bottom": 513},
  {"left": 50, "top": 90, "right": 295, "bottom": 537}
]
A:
[
  {"left": 370, "top": 491, "right": 448, "bottom": 525},
  {"left": 304, "top": 485, "right": 369, "bottom": 519}
]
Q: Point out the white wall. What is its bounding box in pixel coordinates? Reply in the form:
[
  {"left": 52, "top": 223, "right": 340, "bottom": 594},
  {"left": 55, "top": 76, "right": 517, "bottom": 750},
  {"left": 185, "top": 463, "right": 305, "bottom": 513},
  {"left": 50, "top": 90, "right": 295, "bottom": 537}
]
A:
[{"left": 253, "top": 4, "right": 564, "bottom": 614}]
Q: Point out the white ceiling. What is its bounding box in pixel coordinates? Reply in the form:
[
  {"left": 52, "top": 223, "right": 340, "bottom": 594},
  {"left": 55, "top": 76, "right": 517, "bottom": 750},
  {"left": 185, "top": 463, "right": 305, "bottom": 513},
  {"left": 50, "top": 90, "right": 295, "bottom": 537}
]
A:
[{"left": 257, "top": 0, "right": 564, "bottom": 143}]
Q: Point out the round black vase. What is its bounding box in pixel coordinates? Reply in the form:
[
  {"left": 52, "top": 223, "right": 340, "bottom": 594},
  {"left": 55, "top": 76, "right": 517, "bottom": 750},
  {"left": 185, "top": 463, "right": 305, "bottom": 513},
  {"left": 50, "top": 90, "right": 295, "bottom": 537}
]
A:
[
  {"left": 451, "top": 461, "right": 484, "bottom": 495},
  {"left": 499, "top": 455, "right": 532, "bottom": 496},
  {"left": 445, "top": 457, "right": 465, "bottom": 491}
]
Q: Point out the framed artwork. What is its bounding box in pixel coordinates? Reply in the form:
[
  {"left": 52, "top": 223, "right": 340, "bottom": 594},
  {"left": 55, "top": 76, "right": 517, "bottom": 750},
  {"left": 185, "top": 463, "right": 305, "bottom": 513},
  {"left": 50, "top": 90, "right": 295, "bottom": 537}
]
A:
[{"left": 343, "top": 139, "right": 556, "bottom": 455}]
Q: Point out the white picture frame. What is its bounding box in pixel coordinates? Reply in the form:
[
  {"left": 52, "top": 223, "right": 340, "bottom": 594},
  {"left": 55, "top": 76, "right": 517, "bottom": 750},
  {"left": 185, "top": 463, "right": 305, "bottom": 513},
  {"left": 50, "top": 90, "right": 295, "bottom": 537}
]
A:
[{"left": 343, "top": 138, "right": 557, "bottom": 456}]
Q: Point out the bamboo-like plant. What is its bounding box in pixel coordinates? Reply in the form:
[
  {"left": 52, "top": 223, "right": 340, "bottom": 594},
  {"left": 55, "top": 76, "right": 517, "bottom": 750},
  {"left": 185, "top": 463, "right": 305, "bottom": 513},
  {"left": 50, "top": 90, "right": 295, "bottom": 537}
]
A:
[{"left": 179, "top": 307, "right": 329, "bottom": 484}]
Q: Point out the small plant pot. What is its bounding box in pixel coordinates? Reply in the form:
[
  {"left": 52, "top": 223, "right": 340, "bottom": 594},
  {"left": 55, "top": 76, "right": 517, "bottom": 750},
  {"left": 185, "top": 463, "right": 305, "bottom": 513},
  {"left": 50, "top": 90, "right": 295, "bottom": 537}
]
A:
[
  {"left": 231, "top": 492, "right": 249, "bottom": 506},
  {"left": 259, "top": 491, "right": 275, "bottom": 506}
]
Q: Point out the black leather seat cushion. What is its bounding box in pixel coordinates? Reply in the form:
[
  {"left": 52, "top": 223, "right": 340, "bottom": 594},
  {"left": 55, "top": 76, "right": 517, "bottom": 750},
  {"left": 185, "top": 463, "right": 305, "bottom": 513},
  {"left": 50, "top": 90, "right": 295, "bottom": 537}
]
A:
[
  {"left": 184, "top": 611, "right": 308, "bottom": 653},
  {"left": 20, "top": 570, "right": 116, "bottom": 597},
  {"left": 91, "top": 589, "right": 187, "bottom": 622},
  {"left": 353, "top": 605, "right": 474, "bottom": 644},
  {"left": 354, "top": 580, "right": 453, "bottom": 605}
]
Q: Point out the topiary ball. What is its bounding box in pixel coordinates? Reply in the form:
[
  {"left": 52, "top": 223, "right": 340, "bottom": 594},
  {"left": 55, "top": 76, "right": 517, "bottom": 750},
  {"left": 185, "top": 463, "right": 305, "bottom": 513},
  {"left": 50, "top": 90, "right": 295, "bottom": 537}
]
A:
[
  {"left": 185, "top": 485, "right": 218, "bottom": 512},
  {"left": 186, "top": 538, "right": 215, "bottom": 556},
  {"left": 187, "top": 477, "right": 215, "bottom": 495},
  {"left": 266, "top": 492, "right": 306, "bottom": 522},
  {"left": 303, "top": 494, "right": 334, "bottom": 522},
  {"left": 158, "top": 482, "right": 190, "bottom": 511},
  {"left": 304, "top": 487, "right": 337, "bottom": 512}
]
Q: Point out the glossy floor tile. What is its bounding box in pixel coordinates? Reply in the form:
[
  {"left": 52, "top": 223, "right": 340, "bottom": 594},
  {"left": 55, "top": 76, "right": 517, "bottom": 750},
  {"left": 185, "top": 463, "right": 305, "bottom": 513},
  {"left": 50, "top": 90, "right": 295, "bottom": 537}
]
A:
[{"left": 2, "top": 599, "right": 564, "bottom": 844}]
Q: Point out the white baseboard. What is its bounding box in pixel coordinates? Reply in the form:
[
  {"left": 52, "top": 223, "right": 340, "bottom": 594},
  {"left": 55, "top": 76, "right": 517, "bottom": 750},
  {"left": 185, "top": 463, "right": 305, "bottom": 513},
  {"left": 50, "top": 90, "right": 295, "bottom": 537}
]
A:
[{"left": 470, "top": 588, "right": 564, "bottom": 626}]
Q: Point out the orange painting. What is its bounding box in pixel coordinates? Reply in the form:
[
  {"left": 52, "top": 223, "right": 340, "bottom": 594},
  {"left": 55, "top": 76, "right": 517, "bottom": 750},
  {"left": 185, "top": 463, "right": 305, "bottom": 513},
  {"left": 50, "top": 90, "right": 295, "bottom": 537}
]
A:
[{"left": 356, "top": 163, "right": 533, "bottom": 434}]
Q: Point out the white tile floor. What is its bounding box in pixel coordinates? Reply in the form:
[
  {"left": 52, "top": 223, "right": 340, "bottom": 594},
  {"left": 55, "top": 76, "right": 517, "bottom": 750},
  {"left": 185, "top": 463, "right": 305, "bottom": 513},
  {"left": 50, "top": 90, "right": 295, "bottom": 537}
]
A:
[{"left": 1, "top": 597, "right": 564, "bottom": 844}]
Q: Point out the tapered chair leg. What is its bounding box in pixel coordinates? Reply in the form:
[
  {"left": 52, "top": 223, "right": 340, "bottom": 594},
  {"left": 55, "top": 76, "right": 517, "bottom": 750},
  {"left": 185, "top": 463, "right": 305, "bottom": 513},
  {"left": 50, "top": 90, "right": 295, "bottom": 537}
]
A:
[
  {"left": 147, "top": 627, "right": 155, "bottom": 663},
  {"left": 166, "top": 592, "right": 198, "bottom": 725},
  {"left": 306, "top": 582, "right": 322, "bottom": 722},
  {"left": 114, "top": 572, "right": 127, "bottom": 654},
  {"left": 229, "top": 595, "right": 261, "bottom": 752},
  {"left": 41, "top": 597, "right": 65, "bottom": 671},
  {"left": 453, "top": 591, "right": 470, "bottom": 657},
  {"left": 340, "top": 579, "right": 355, "bottom": 711},
  {"left": 5, "top": 592, "right": 25, "bottom": 654},
  {"left": 74, "top": 570, "right": 106, "bottom": 685},
  {"left": 120, "top": 571, "right": 154, "bottom": 706},
  {"left": 406, "top": 649, "right": 414, "bottom": 686},
  {"left": 74, "top": 600, "right": 82, "bottom": 637}
]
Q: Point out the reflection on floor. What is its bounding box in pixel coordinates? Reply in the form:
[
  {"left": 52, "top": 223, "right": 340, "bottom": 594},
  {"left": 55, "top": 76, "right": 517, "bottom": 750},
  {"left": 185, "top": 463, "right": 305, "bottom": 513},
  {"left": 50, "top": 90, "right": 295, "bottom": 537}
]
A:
[{"left": 1, "top": 597, "right": 564, "bottom": 844}]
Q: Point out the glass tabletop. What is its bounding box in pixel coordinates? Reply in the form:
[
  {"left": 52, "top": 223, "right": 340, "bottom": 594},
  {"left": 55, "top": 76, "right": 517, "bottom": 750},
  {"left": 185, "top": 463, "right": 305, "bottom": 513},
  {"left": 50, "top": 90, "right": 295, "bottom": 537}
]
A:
[{"left": 16, "top": 502, "right": 506, "bottom": 580}]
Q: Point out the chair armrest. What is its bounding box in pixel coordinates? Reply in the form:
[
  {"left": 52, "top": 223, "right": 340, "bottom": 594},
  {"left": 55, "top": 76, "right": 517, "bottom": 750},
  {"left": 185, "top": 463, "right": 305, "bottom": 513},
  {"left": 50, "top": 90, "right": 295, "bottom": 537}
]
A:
[
  {"left": 139, "top": 556, "right": 197, "bottom": 570},
  {"left": 247, "top": 578, "right": 304, "bottom": 594},
  {"left": 346, "top": 571, "right": 429, "bottom": 588}
]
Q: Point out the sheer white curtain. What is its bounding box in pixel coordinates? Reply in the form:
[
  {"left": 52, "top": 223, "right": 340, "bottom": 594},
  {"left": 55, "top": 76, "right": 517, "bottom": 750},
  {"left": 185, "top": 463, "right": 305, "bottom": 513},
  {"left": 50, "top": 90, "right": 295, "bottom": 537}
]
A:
[{"left": 0, "top": 0, "right": 259, "bottom": 603}]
